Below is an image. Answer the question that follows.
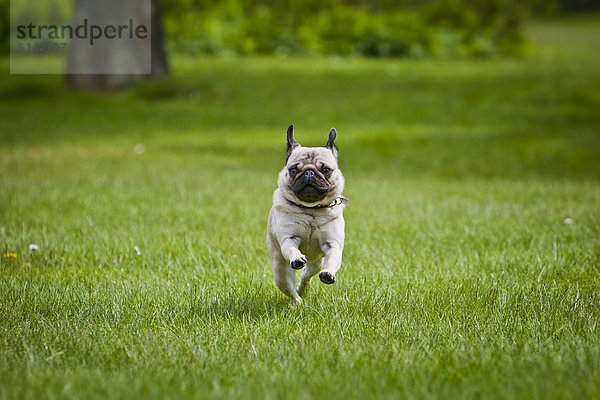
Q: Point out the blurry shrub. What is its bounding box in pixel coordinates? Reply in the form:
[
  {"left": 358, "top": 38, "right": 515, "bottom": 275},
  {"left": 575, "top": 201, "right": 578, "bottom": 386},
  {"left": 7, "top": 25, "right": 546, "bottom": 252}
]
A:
[
  {"left": 161, "top": 0, "right": 527, "bottom": 58},
  {"left": 530, "top": 0, "right": 600, "bottom": 14},
  {"left": 5, "top": 0, "right": 590, "bottom": 58}
]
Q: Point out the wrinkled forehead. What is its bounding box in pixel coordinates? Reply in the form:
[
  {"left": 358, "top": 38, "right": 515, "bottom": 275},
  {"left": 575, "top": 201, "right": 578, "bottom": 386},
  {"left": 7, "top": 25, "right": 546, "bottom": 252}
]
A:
[{"left": 287, "top": 147, "right": 337, "bottom": 167}]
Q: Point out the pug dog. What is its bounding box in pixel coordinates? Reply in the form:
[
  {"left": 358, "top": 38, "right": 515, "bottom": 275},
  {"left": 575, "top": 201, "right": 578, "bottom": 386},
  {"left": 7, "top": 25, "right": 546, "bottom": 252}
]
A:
[{"left": 267, "top": 124, "right": 350, "bottom": 306}]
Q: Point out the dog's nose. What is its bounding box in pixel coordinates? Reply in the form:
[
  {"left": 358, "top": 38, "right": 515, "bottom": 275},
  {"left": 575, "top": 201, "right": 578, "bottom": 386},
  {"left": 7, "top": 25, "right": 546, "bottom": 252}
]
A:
[{"left": 304, "top": 170, "right": 315, "bottom": 179}]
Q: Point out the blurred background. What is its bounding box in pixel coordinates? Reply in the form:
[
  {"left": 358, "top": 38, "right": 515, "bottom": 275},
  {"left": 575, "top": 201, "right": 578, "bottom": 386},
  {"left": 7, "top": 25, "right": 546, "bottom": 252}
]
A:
[
  {"left": 1, "top": 0, "right": 599, "bottom": 241},
  {"left": 2, "top": 0, "right": 600, "bottom": 83},
  {"left": 1, "top": 0, "right": 599, "bottom": 244},
  {"left": 3, "top": 1, "right": 600, "bottom": 60}
]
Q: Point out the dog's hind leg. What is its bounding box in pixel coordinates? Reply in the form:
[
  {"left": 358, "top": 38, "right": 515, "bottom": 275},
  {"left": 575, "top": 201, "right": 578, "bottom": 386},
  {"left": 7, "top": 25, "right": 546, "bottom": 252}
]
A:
[
  {"left": 268, "top": 232, "right": 302, "bottom": 306},
  {"left": 271, "top": 253, "right": 302, "bottom": 306},
  {"left": 297, "top": 258, "right": 323, "bottom": 297}
]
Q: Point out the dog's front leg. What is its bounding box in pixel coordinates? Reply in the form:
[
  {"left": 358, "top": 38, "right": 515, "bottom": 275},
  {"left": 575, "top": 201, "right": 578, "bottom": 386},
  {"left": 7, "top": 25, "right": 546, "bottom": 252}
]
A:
[
  {"left": 319, "top": 240, "right": 343, "bottom": 284},
  {"left": 279, "top": 236, "right": 307, "bottom": 270}
]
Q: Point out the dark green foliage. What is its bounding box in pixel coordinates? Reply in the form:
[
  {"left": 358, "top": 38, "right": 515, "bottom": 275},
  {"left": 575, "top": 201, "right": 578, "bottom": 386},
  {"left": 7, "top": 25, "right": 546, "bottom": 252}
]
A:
[
  {"left": 161, "top": 0, "right": 525, "bottom": 58},
  {"left": 0, "top": 1, "right": 596, "bottom": 57},
  {"left": 0, "top": 0, "right": 9, "bottom": 53}
]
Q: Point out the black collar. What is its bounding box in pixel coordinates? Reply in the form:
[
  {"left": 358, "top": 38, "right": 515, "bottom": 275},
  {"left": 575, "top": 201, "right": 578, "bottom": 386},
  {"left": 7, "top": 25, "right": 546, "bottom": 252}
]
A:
[{"left": 287, "top": 196, "right": 349, "bottom": 210}]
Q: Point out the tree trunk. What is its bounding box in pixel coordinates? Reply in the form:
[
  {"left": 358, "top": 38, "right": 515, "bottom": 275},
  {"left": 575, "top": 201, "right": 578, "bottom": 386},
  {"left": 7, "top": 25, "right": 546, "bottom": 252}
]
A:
[{"left": 66, "top": 0, "right": 168, "bottom": 90}]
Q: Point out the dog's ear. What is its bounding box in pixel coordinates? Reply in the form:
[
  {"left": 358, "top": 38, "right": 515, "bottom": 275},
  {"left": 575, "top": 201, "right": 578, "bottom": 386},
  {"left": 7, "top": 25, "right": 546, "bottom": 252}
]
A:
[
  {"left": 286, "top": 124, "right": 300, "bottom": 161},
  {"left": 324, "top": 128, "right": 338, "bottom": 159}
]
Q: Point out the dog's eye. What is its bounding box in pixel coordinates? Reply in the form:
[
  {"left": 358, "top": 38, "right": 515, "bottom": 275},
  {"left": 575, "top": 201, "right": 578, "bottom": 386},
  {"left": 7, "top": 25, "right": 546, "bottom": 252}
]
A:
[
  {"left": 322, "top": 167, "right": 332, "bottom": 174},
  {"left": 289, "top": 168, "right": 298, "bottom": 176}
]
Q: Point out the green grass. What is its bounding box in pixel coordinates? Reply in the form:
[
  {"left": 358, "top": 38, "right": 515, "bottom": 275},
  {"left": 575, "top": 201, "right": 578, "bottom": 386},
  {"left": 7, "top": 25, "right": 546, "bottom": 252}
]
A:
[{"left": 1, "top": 17, "right": 600, "bottom": 399}]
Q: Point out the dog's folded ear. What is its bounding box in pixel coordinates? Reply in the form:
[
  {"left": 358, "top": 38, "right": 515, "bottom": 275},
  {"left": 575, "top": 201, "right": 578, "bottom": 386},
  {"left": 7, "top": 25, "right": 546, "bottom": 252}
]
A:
[
  {"left": 287, "top": 124, "right": 300, "bottom": 161},
  {"left": 325, "top": 128, "right": 338, "bottom": 159}
]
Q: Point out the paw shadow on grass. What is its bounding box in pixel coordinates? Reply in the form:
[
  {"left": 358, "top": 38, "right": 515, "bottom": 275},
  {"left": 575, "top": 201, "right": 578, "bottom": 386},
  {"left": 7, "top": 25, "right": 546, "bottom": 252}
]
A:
[{"left": 198, "top": 286, "right": 290, "bottom": 320}]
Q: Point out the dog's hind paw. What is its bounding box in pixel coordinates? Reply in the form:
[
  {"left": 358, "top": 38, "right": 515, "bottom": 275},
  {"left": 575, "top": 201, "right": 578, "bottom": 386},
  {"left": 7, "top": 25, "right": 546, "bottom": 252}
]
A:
[
  {"left": 319, "top": 271, "right": 336, "bottom": 284},
  {"left": 296, "top": 282, "right": 309, "bottom": 297},
  {"left": 290, "top": 255, "right": 307, "bottom": 270},
  {"left": 290, "top": 295, "right": 302, "bottom": 307}
]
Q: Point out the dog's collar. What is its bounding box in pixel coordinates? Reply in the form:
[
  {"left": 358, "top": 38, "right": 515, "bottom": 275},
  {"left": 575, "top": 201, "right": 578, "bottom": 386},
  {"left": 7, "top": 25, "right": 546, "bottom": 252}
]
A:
[{"left": 287, "top": 196, "right": 350, "bottom": 210}]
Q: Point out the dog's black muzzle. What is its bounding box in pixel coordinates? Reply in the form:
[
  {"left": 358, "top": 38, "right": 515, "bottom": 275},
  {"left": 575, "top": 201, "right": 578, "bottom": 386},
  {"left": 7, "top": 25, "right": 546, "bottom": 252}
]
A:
[{"left": 292, "top": 168, "right": 329, "bottom": 203}]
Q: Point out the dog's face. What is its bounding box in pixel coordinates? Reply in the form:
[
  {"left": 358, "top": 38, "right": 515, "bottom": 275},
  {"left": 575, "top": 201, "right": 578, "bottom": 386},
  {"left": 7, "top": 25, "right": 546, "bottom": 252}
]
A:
[{"left": 278, "top": 124, "right": 345, "bottom": 205}]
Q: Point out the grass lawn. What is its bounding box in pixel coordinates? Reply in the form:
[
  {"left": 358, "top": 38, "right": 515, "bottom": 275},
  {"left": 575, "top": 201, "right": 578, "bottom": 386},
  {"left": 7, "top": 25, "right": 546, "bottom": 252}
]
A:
[{"left": 1, "top": 17, "right": 600, "bottom": 399}]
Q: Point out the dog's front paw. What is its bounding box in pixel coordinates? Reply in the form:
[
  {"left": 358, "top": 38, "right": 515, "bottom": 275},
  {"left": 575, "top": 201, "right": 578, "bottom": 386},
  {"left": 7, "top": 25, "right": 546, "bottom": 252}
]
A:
[
  {"left": 319, "top": 271, "right": 336, "bottom": 284},
  {"left": 290, "top": 255, "right": 307, "bottom": 270}
]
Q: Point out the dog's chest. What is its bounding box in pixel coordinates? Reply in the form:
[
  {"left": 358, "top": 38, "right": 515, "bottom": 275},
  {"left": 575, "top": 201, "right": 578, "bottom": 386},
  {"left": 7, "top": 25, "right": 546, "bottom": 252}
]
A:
[{"left": 296, "top": 217, "right": 327, "bottom": 261}]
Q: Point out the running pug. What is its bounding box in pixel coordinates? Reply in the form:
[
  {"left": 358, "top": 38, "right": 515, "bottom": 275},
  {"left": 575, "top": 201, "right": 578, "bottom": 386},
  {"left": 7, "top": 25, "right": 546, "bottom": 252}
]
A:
[{"left": 267, "top": 124, "right": 350, "bottom": 306}]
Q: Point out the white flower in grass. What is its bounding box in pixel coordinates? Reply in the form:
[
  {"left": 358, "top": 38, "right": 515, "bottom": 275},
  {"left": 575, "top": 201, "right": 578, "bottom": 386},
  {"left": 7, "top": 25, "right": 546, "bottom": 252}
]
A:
[
  {"left": 134, "top": 245, "right": 141, "bottom": 256},
  {"left": 564, "top": 218, "right": 573, "bottom": 225},
  {"left": 29, "top": 244, "right": 39, "bottom": 251},
  {"left": 134, "top": 143, "right": 146, "bottom": 155}
]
